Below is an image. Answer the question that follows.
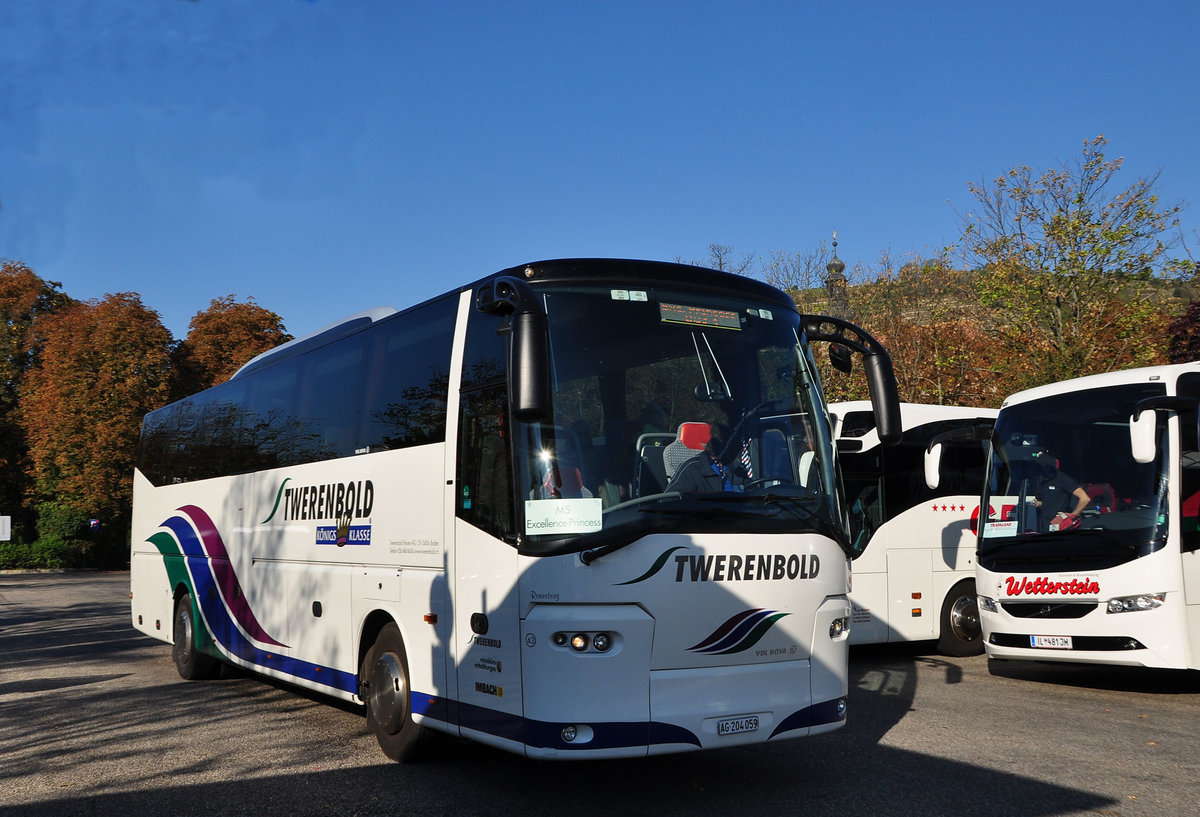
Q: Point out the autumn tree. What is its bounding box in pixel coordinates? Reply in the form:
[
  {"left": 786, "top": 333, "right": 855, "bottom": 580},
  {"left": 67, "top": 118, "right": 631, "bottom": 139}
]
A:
[
  {"left": 955, "top": 135, "right": 1184, "bottom": 390},
  {"left": 849, "top": 259, "right": 1014, "bottom": 406},
  {"left": 20, "top": 293, "right": 174, "bottom": 566},
  {"left": 0, "top": 261, "right": 73, "bottom": 545},
  {"left": 172, "top": 295, "right": 292, "bottom": 395},
  {"left": 1167, "top": 300, "right": 1200, "bottom": 363}
]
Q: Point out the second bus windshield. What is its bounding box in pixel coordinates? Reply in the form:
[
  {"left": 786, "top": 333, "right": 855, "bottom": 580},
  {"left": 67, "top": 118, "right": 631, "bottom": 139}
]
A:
[{"left": 980, "top": 383, "right": 1169, "bottom": 571}]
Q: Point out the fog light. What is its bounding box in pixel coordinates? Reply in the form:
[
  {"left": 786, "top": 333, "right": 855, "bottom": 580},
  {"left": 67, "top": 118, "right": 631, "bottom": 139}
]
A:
[
  {"left": 835, "top": 698, "right": 847, "bottom": 718},
  {"left": 562, "top": 725, "right": 577, "bottom": 742},
  {"left": 592, "top": 632, "right": 612, "bottom": 652},
  {"left": 570, "top": 633, "right": 589, "bottom": 651}
]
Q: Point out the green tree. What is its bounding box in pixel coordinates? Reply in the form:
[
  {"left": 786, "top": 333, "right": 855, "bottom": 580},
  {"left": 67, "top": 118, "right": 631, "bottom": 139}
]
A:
[
  {"left": 20, "top": 293, "right": 174, "bottom": 566},
  {"left": 173, "top": 295, "right": 292, "bottom": 395},
  {"left": 955, "top": 135, "right": 1184, "bottom": 388}
]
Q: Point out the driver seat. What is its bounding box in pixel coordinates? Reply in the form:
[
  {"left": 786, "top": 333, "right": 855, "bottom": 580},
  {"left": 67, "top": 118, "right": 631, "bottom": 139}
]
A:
[{"left": 663, "top": 423, "right": 712, "bottom": 480}]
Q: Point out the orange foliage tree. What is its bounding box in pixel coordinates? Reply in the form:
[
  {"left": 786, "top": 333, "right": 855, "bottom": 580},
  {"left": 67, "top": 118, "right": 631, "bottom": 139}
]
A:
[
  {"left": 172, "top": 295, "right": 292, "bottom": 395},
  {"left": 20, "top": 293, "right": 174, "bottom": 565},
  {"left": 0, "top": 261, "right": 73, "bottom": 544}
]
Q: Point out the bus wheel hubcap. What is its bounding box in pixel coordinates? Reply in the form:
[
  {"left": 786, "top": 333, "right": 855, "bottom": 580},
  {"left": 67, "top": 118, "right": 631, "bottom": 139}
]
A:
[
  {"left": 950, "top": 596, "right": 980, "bottom": 641},
  {"left": 369, "top": 652, "right": 406, "bottom": 734}
]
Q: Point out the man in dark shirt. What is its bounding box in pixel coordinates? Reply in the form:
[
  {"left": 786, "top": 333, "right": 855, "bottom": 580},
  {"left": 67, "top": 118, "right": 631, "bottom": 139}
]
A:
[{"left": 1030, "top": 448, "right": 1090, "bottom": 531}]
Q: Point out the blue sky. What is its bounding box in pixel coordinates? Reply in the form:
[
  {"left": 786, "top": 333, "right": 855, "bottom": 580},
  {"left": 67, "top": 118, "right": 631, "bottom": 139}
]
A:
[{"left": 2, "top": 0, "right": 1197, "bottom": 340}]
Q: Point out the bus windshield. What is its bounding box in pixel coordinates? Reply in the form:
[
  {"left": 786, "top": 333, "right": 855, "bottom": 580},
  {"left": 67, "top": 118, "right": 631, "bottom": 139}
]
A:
[
  {"left": 513, "top": 284, "right": 843, "bottom": 557},
  {"left": 979, "top": 382, "right": 1169, "bottom": 572}
]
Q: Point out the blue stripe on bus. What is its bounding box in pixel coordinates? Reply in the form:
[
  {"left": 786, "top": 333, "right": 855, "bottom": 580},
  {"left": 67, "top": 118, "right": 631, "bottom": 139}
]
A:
[
  {"left": 769, "top": 698, "right": 847, "bottom": 737},
  {"left": 431, "top": 697, "right": 702, "bottom": 751}
]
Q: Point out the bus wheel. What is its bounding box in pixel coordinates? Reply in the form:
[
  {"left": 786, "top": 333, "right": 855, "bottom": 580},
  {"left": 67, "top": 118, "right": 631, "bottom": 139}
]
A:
[
  {"left": 362, "top": 623, "right": 429, "bottom": 762},
  {"left": 938, "top": 581, "right": 984, "bottom": 657},
  {"left": 172, "top": 592, "right": 218, "bottom": 680}
]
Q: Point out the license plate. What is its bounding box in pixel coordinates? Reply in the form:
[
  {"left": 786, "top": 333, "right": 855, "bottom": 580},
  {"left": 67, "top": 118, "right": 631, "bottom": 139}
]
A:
[
  {"left": 717, "top": 716, "right": 759, "bottom": 736},
  {"left": 1030, "top": 635, "right": 1072, "bottom": 649}
]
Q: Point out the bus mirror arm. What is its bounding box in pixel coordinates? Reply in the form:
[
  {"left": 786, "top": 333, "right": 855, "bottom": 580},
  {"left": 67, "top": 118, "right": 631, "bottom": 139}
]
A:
[
  {"left": 477, "top": 277, "right": 553, "bottom": 421},
  {"left": 801, "top": 315, "right": 902, "bottom": 446},
  {"left": 1130, "top": 396, "right": 1199, "bottom": 464}
]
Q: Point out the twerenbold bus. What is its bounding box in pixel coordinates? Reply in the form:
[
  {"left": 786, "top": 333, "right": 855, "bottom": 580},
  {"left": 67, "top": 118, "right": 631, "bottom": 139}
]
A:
[
  {"left": 831, "top": 401, "right": 997, "bottom": 656},
  {"left": 961, "top": 363, "right": 1200, "bottom": 669},
  {"left": 131, "top": 259, "right": 901, "bottom": 760}
]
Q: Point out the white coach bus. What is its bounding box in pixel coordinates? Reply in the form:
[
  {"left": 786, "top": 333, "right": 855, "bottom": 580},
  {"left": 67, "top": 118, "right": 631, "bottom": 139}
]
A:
[
  {"left": 949, "top": 363, "right": 1200, "bottom": 669},
  {"left": 831, "top": 401, "right": 997, "bottom": 656},
  {"left": 130, "top": 258, "right": 901, "bottom": 761}
]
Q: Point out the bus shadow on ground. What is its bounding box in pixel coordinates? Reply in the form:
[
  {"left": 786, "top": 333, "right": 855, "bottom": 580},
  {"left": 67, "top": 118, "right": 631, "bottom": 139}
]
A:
[{"left": 2, "top": 645, "right": 1114, "bottom": 817}]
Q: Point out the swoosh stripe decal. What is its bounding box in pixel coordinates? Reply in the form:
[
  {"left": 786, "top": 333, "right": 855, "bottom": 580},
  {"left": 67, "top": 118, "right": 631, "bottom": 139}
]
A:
[{"left": 162, "top": 511, "right": 287, "bottom": 648}]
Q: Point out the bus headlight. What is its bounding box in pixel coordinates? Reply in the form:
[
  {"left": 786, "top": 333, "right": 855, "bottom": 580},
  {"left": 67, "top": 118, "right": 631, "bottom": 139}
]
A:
[
  {"left": 979, "top": 595, "right": 998, "bottom": 613},
  {"left": 1106, "top": 593, "right": 1165, "bottom": 614},
  {"left": 829, "top": 616, "right": 849, "bottom": 639}
]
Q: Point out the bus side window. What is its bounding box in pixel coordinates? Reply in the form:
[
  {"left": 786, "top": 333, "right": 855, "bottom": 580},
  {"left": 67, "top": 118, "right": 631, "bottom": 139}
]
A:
[
  {"left": 456, "top": 309, "right": 515, "bottom": 542},
  {"left": 1178, "top": 374, "right": 1200, "bottom": 552},
  {"left": 361, "top": 296, "right": 457, "bottom": 452},
  {"left": 297, "top": 333, "right": 367, "bottom": 459}
]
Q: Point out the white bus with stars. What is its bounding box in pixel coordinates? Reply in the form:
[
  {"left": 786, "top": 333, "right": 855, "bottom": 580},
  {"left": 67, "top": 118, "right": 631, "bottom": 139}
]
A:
[{"left": 832, "top": 401, "right": 996, "bottom": 656}]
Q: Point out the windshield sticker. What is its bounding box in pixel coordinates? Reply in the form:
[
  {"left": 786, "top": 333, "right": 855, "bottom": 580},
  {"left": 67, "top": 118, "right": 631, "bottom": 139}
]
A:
[
  {"left": 659, "top": 302, "right": 741, "bottom": 330},
  {"left": 525, "top": 498, "right": 603, "bottom": 535},
  {"left": 982, "top": 520, "right": 1018, "bottom": 538},
  {"left": 610, "top": 289, "right": 648, "bottom": 302}
]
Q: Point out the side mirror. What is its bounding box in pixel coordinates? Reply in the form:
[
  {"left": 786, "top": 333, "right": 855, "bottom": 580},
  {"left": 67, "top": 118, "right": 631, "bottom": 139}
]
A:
[
  {"left": 924, "top": 443, "right": 943, "bottom": 490},
  {"left": 1130, "top": 409, "right": 1157, "bottom": 464},
  {"left": 924, "top": 423, "right": 993, "bottom": 490},
  {"left": 510, "top": 310, "right": 552, "bottom": 421},
  {"left": 477, "top": 276, "right": 552, "bottom": 422},
  {"left": 1130, "top": 396, "right": 1199, "bottom": 465},
  {"left": 829, "top": 343, "right": 854, "bottom": 374}
]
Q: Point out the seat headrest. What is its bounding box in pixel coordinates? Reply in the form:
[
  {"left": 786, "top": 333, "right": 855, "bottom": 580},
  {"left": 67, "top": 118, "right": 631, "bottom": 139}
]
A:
[{"left": 678, "top": 422, "right": 712, "bottom": 450}]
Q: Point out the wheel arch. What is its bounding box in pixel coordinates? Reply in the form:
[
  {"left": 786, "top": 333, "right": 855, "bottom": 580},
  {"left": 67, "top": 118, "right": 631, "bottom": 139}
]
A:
[{"left": 358, "top": 609, "right": 402, "bottom": 697}]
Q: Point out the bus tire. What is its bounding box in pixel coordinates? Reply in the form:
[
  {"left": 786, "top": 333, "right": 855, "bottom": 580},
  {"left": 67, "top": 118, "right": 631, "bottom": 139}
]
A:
[
  {"left": 362, "top": 622, "right": 430, "bottom": 762},
  {"left": 172, "top": 591, "right": 219, "bottom": 680},
  {"left": 937, "top": 580, "right": 983, "bottom": 657}
]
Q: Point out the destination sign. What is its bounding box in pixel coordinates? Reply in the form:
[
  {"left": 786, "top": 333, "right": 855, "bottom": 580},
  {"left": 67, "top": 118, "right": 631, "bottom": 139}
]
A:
[{"left": 659, "top": 303, "right": 741, "bottom": 330}]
